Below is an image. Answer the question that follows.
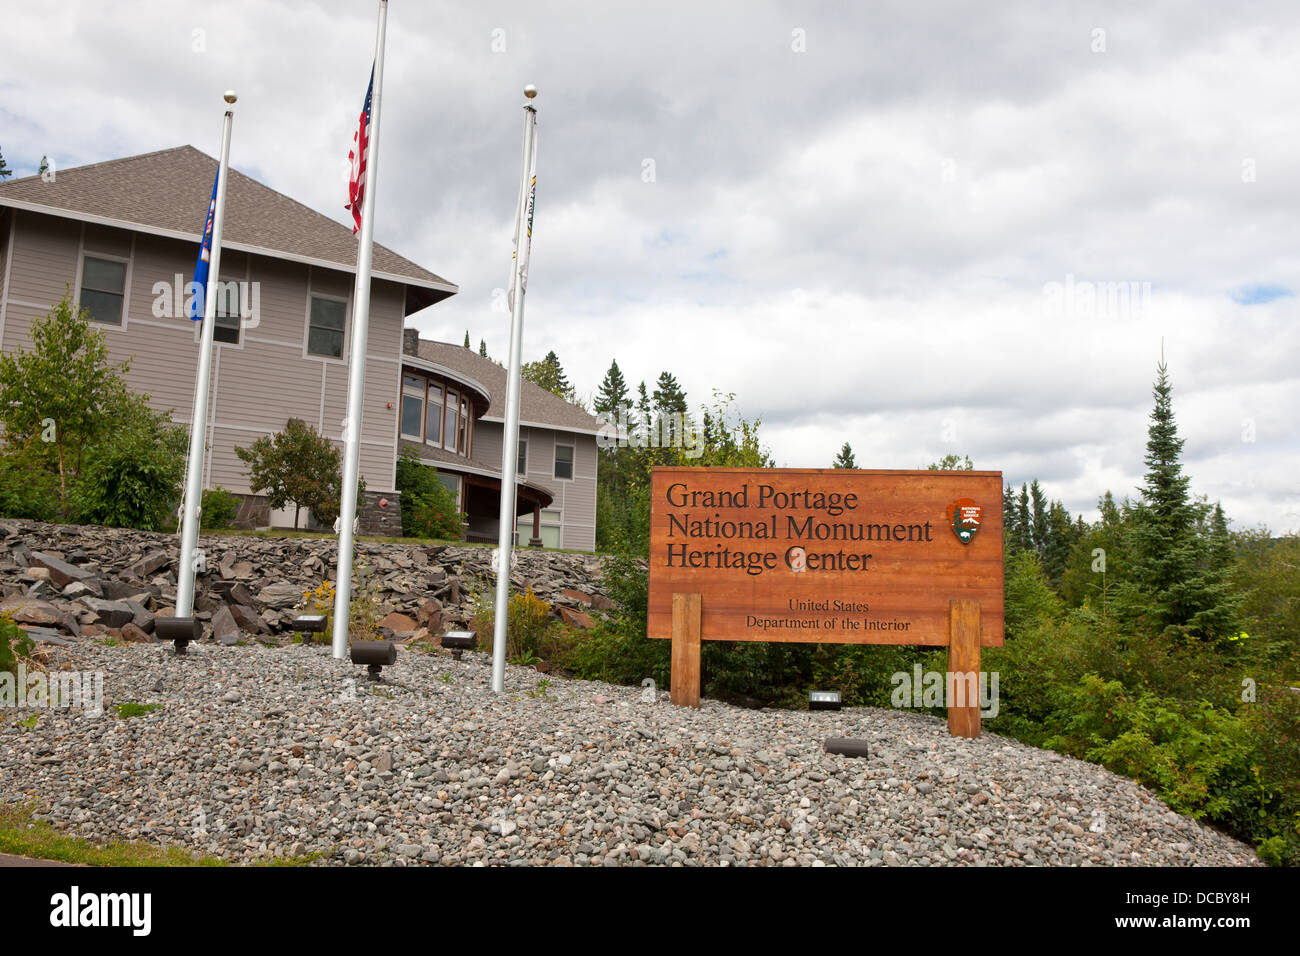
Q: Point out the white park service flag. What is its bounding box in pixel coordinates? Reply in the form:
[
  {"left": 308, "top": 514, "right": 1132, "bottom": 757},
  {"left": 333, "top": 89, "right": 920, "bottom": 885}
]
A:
[{"left": 507, "top": 113, "right": 538, "bottom": 310}]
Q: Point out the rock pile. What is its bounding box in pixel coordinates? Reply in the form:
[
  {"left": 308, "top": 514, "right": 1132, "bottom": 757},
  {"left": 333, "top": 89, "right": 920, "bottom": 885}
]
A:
[{"left": 0, "top": 521, "right": 623, "bottom": 648}]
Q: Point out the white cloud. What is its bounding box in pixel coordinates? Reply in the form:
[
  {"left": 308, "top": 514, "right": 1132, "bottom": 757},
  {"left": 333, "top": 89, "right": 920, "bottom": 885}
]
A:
[{"left": 3, "top": 0, "right": 1297, "bottom": 529}]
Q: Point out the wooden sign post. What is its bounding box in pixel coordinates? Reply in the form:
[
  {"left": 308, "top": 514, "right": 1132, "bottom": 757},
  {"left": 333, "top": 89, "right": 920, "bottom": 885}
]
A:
[{"left": 648, "top": 468, "right": 1004, "bottom": 738}]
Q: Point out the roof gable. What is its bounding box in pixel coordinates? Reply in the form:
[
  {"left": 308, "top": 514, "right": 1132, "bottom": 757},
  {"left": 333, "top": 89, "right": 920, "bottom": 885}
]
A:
[{"left": 0, "top": 145, "right": 455, "bottom": 312}]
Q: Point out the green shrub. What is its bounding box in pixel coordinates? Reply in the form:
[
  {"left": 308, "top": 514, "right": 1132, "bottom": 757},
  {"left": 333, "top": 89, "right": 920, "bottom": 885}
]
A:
[
  {"left": 201, "top": 486, "right": 240, "bottom": 530},
  {"left": 0, "top": 612, "right": 34, "bottom": 675},
  {"left": 0, "top": 444, "right": 59, "bottom": 521},
  {"left": 395, "top": 449, "right": 464, "bottom": 539},
  {"left": 76, "top": 398, "right": 187, "bottom": 531},
  {"left": 1046, "top": 675, "right": 1255, "bottom": 818}
]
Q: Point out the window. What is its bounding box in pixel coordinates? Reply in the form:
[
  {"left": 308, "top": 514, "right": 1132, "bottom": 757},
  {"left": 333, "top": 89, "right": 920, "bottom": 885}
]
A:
[
  {"left": 444, "top": 389, "right": 458, "bottom": 452},
  {"left": 554, "top": 443, "right": 574, "bottom": 480},
  {"left": 213, "top": 281, "right": 240, "bottom": 344},
  {"left": 537, "top": 508, "right": 563, "bottom": 548},
  {"left": 458, "top": 395, "right": 469, "bottom": 453},
  {"left": 80, "top": 256, "right": 126, "bottom": 325},
  {"left": 425, "top": 382, "right": 442, "bottom": 445},
  {"left": 517, "top": 437, "right": 528, "bottom": 475},
  {"left": 308, "top": 296, "right": 346, "bottom": 357},
  {"left": 401, "top": 396, "right": 422, "bottom": 437},
  {"left": 401, "top": 373, "right": 424, "bottom": 438},
  {"left": 437, "top": 472, "right": 460, "bottom": 507}
]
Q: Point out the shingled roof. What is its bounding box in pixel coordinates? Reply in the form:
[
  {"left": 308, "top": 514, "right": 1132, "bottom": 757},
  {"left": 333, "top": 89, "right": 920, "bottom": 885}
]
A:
[
  {"left": 0, "top": 145, "right": 456, "bottom": 314},
  {"left": 411, "top": 338, "right": 605, "bottom": 435}
]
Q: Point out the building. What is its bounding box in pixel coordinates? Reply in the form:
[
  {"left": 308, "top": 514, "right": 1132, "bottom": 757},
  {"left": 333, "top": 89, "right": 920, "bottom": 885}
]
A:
[
  {"left": 0, "top": 146, "right": 601, "bottom": 550},
  {"left": 399, "top": 334, "right": 600, "bottom": 551}
]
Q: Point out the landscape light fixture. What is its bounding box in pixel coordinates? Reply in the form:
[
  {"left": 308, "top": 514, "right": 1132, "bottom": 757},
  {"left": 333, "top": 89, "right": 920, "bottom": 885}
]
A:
[
  {"left": 293, "top": 614, "right": 327, "bottom": 646},
  {"left": 440, "top": 629, "right": 477, "bottom": 660},
  {"left": 824, "top": 738, "right": 870, "bottom": 759},
  {"left": 350, "top": 640, "right": 397, "bottom": 681},
  {"left": 155, "top": 616, "right": 202, "bottom": 656},
  {"left": 809, "top": 690, "right": 842, "bottom": 711}
]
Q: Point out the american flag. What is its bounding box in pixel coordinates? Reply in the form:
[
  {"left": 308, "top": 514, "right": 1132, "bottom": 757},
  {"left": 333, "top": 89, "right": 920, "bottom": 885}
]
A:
[{"left": 346, "top": 64, "right": 374, "bottom": 234}]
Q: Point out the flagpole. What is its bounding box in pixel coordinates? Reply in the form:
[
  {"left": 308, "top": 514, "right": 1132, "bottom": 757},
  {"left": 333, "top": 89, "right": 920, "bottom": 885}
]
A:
[
  {"left": 332, "top": 0, "right": 388, "bottom": 659},
  {"left": 176, "top": 91, "right": 237, "bottom": 618},
  {"left": 491, "top": 87, "right": 539, "bottom": 694}
]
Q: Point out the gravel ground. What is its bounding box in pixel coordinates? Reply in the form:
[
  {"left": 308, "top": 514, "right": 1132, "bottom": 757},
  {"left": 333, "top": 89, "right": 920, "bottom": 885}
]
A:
[{"left": 0, "top": 642, "right": 1261, "bottom": 867}]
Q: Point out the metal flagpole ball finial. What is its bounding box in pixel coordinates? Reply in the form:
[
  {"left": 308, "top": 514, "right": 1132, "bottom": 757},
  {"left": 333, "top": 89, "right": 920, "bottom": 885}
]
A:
[
  {"left": 523, "top": 84, "right": 537, "bottom": 99},
  {"left": 223, "top": 90, "right": 238, "bottom": 104}
]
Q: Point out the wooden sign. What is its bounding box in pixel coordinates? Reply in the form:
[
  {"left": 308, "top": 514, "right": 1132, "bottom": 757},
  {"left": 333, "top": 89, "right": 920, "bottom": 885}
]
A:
[{"left": 647, "top": 467, "right": 1004, "bottom": 647}]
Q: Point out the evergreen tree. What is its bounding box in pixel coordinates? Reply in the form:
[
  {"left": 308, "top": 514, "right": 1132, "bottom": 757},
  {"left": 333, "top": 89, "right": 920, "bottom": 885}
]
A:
[
  {"left": 1043, "top": 500, "right": 1076, "bottom": 584},
  {"left": 1029, "top": 479, "right": 1049, "bottom": 555},
  {"left": 652, "top": 371, "right": 689, "bottom": 446},
  {"left": 593, "top": 359, "right": 629, "bottom": 417},
  {"left": 463, "top": 330, "right": 471, "bottom": 349},
  {"left": 478, "top": 339, "right": 488, "bottom": 358},
  {"left": 635, "top": 381, "right": 652, "bottom": 445},
  {"left": 38, "top": 156, "right": 49, "bottom": 176},
  {"left": 1003, "top": 484, "right": 1020, "bottom": 554},
  {"left": 1015, "top": 485, "right": 1033, "bottom": 554},
  {"left": 832, "top": 442, "right": 856, "bottom": 469},
  {"left": 1208, "top": 501, "right": 1233, "bottom": 568},
  {"left": 521, "top": 350, "right": 577, "bottom": 403},
  {"left": 652, "top": 371, "right": 688, "bottom": 416},
  {"left": 0, "top": 148, "right": 11, "bottom": 179},
  {"left": 1060, "top": 492, "right": 1125, "bottom": 610},
  {"left": 1122, "top": 361, "right": 1238, "bottom": 638}
]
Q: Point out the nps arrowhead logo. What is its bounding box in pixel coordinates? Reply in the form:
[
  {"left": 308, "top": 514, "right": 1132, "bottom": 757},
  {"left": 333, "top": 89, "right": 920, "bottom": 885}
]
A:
[{"left": 947, "top": 498, "right": 982, "bottom": 545}]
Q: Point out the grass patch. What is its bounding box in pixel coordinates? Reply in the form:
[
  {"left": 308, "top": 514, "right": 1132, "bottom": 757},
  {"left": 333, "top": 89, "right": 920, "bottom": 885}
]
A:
[
  {"left": 0, "top": 802, "right": 321, "bottom": 867},
  {"left": 114, "top": 701, "right": 161, "bottom": 719}
]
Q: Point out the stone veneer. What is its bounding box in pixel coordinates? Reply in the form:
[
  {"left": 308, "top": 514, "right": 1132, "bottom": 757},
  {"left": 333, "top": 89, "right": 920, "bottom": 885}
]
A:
[{"left": 357, "top": 490, "right": 403, "bottom": 536}]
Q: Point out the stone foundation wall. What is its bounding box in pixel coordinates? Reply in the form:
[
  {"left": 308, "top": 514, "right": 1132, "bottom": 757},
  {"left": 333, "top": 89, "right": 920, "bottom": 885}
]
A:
[{"left": 358, "top": 490, "right": 402, "bottom": 537}]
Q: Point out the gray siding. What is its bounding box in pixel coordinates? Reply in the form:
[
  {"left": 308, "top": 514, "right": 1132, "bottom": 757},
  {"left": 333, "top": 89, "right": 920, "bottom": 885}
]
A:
[{"left": 0, "top": 210, "right": 405, "bottom": 514}]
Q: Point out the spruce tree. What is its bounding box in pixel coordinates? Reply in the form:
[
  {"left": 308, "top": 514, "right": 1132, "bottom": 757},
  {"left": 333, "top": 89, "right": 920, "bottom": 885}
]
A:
[
  {"left": 0, "top": 148, "right": 11, "bottom": 179},
  {"left": 652, "top": 371, "right": 688, "bottom": 416},
  {"left": 594, "top": 359, "right": 629, "bottom": 416},
  {"left": 1123, "top": 361, "right": 1237, "bottom": 638},
  {"left": 1015, "top": 485, "right": 1033, "bottom": 554},
  {"left": 1043, "top": 500, "right": 1075, "bottom": 584},
  {"left": 832, "top": 442, "right": 856, "bottom": 469},
  {"left": 1029, "top": 479, "right": 1049, "bottom": 556},
  {"left": 478, "top": 339, "right": 488, "bottom": 358},
  {"left": 652, "top": 371, "right": 689, "bottom": 446},
  {"left": 463, "top": 331, "right": 471, "bottom": 349},
  {"left": 521, "top": 351, "right": 576, "bottom": 403},
  {"left": 635, "top": 381, "right": 652, "bottom": 444},
  {"left": 1003, "top": 484, "right": 1020, "bottom": 553}
]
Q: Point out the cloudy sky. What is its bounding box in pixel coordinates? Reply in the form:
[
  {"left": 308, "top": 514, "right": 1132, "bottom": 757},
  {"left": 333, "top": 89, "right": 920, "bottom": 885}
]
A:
[{"left": 3, "top": 1, "right": 1297, "bottom": 531}]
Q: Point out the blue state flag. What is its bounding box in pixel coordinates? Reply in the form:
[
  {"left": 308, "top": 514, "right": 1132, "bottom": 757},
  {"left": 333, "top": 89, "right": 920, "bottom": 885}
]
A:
[{"left": 189, "top": 171, "right": 219, "bottom": 320}]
